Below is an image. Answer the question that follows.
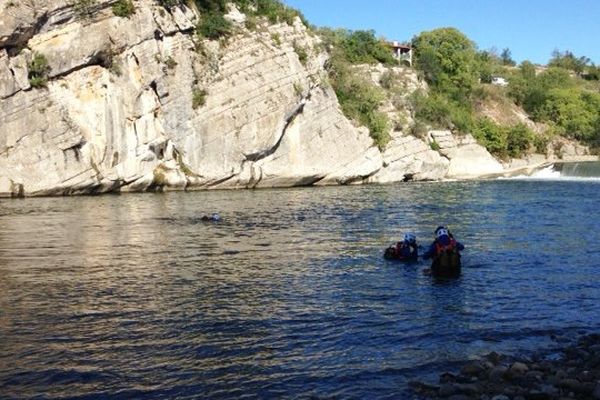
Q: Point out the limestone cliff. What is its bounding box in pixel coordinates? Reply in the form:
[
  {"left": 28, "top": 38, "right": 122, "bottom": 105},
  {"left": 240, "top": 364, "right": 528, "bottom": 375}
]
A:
[
  {"left": 0, "top": 0, "right": 384, "bottom": 196},
  {"left": 0, "top": 0, "right": 514, "bottom": 197}
]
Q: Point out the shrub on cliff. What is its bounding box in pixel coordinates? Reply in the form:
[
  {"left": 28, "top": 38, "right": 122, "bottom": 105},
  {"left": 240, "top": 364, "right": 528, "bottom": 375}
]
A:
[
  {"left": 197, "top": 11, "right": 232, "bottom": 39},
  {"left": 471, "top": 118, "right": 535, "bottom": 159},
  {"left": 319, "top": 28, "right": 396, "bottom": 66},
  {"left": 112, "top": 0, "right": 135, "bottom": 18},
  {"left": 28, "top": 53, "right": 50, "bottom": 88},
  {"left": 72, "top": 0, "right": 97, "bottom": 18},
  {"left": 195, "top": 0, "right": 305, "bottom": 39},
  {"left": 330, "top": 58, "right": 390, "bottom": 149},
  {"left": 158, "top": 0, "right": 181, "bottom": 8}
]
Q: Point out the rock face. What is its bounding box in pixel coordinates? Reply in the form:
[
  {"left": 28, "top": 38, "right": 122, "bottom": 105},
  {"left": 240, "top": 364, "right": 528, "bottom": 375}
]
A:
[
  {"left": 429, "top": 130, "right": 504, "bottom": 179},
  {"left": 0, "top": 0, "right": 545, "bottom": 197},
  {"left": 0, "top": 0, "right": 385, "bottom": 196}
]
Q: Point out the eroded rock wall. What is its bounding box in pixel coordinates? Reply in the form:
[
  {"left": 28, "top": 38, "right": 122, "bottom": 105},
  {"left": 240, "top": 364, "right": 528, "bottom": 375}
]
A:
[
  {"left": 0, "top": 0, "right": 383, "bottom": 196},
  {"left": 0, "top": 0, "right": 522, "bottom": 198}
]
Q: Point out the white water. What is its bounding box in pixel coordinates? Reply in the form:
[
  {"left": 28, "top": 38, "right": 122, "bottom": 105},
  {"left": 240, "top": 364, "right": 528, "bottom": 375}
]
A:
[{"left": 505, "top": 162, "right": 600, "bottom": 182}]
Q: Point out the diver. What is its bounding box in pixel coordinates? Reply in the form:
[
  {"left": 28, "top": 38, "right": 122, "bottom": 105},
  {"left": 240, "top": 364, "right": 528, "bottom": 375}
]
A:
[
  {"left": 384, "top": 232, "right": 419, "bottom": 261},
  {"left": 423, "top": 226, "right": 464, "bottom": 275},
  {"left": 200, "top": 213, "right": 221, "bottom": 222}
]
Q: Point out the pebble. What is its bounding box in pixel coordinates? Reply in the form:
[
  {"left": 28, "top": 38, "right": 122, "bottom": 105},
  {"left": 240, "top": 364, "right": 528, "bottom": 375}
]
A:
[{"left": 411, "top": 333, "right": 600, "bottom": 400}]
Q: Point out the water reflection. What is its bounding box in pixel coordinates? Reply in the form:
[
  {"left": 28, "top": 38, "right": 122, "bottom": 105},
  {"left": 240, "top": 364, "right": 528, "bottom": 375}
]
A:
[{"left": 1, "top": 181, "right": 600, "bottom": 398}]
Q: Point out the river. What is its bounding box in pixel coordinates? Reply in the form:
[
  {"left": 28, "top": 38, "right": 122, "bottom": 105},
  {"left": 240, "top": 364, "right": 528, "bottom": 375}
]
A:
[{"left": 1, "top": 164, "right": 600, "bottom": 399}]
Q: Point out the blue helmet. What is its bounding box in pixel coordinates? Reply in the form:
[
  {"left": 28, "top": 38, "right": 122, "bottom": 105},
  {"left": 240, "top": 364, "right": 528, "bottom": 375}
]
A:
[{"left": 404, "top": 233, "right": 416, "bottom": 243}]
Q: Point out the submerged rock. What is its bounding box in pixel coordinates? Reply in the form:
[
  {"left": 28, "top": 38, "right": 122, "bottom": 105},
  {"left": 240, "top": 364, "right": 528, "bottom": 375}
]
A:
[{"left": 412, "top": 333, "right": 600, "bottom": 400}]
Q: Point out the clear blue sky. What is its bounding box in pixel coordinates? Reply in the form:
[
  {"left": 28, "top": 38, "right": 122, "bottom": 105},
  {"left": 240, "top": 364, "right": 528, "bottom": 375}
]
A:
[{"left": 283, "top": 0, "right": 600, "bottom": 65}]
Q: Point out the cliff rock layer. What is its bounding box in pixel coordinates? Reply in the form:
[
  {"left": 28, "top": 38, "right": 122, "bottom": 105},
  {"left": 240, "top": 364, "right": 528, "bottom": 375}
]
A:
[
  {"left": 0, "top": 1, "right": 510, "bottom": 197},
  {"left": 0, "top": 0, "right": 384, "bottom": 196}
]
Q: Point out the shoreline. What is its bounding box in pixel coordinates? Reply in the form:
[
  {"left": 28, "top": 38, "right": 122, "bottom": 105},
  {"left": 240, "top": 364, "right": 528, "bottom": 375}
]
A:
[
  {"left": 410, "top": 332, "right": 600, "bottom": 399},
  {"left": 1, "top": 156, "right": 598, "bottom": 199}
]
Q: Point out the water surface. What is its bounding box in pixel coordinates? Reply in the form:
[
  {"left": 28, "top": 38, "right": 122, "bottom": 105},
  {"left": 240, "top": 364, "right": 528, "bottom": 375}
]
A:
[{"left": 1, "top": 180, "right": 599, "bottom": 399}]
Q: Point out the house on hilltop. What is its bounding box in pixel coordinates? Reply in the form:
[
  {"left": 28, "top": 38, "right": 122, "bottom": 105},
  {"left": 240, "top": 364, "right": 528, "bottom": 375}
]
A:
[
  {"left": 491, "top": 76, "right": 509, "bottom": 87},
  {"left": 391, "top": 41, "right": 412, "bottom": 66}
]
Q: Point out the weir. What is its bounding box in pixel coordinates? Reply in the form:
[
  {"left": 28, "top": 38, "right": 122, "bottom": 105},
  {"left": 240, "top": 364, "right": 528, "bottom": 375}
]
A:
[
  {"left": 553, "top": 161, "right": 600, "bottom": 177},
  {"left": 528, "top": 161, "right": 600, "bottom": 179}
]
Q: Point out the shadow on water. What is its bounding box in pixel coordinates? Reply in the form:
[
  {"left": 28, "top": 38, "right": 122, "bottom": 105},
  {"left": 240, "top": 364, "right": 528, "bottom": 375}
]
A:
[{"left": 1, "top": 181, "right": 600, "bottom": 398}]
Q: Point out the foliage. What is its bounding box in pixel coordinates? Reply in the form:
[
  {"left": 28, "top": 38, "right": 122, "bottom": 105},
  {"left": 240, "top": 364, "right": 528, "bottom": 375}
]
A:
[
  {"left": 270, "top": 33, "right": 281, "bottom": 46},
  {"left": 471, "top": 118, "right": 508, "bottom": 157},
  {"left": 112, "top": 0, "right": 135, "bottom": 17},
  {"left": 506, "top": 61, "right": 600, "bottom": 145},
  {"left": 165, "top": 56, "right": 178, "bottom": 69},
  {"left": 194, "top": 0, "right": 306, "bottom": 39},
  {"left": 28, "top": 53, "right": 50, "bottom": 88},
  {"left": 379, "top": 70, "right": 394, "bottom": 89},
  {"left": 318, "top": 28, "right": 396, "bottom": 66},
  {"left": 506, "top": 123, "right": 535, "bottom": 157},
  {"left": 340, "top": 30, "right": 396, "bottom": 65},
  {"left": 197, "top": 11, "right": 232, "bottom": 39},
  {"left": 410, "top": 91, "right": 474, "bottom": 134},
  {"left": 500, "top": 48, "right": 516, "bottom": 66},
  {"left": 158, "top": 0, "right": 182, "bottom": 7},
  {"left": 335, "top": 70, "right": 390, "bottom": 149},
  {"left": 471, "top": 118, "right": 535, "bottom": 158},
  {"left": 292, "top": 41, "right": 308, "bottom": 65},
  {"left": 192, "top": 88, "right": 207, "bottom": 109},
  {"left": 317, "top": 27, "right": 393, "bottom": 149},
  {"left": 538, "top": 88, "right": 600, "bottom": 141},
  {"left": 72, "top": 0, "right": 97, "bottom": 18},
  {"left": 549, "top": 49, "right": 591, "bottom": 76},
  {"left": 412, "top": 27, "right": 479, "bottom": 102}
]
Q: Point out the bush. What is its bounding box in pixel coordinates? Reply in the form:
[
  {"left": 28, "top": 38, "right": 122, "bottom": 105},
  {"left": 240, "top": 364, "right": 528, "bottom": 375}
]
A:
[
  {"left": 331, "top": 61, "right": 390, "bottom": 149},
  {"left": 506, "top": 124, "right": 535, "bottom": 157},
  {"left": 197, "top": 11, "right": 232, "bottom": 39},
  {"left": 28, "top": 53, "right": 50, "bottom": 88},
  {"left": 379, "top": 70, "right": 394, "bottom": 89},
  {"left": 158, "top": 0, "right": 181, "bottom": 7},
  {"left": 72, "top": 0, "right": 97, "bottom": 18},
  {"left": 112, "top": 0, "right": 135, "bottom": 17},
  {"left": 471, "top": 118, "right": 508, "bottom": 158},
  {"left": 293, "top": 41, "right": 308, "bottom": 66},
  {"left": 165, "top": 56, "right": 178, "bottom": 69},
  {"left": 192, "top": 88, "right": 207, "bottom": 109}
]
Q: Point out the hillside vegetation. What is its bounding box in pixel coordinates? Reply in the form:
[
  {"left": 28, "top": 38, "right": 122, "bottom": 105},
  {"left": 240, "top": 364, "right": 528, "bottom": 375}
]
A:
[
  {"left": 120, "top": 1, "right": 600, "bottom": 157},
  {"left": 312, "top": 24, "right": 600, "bottom": 158}
]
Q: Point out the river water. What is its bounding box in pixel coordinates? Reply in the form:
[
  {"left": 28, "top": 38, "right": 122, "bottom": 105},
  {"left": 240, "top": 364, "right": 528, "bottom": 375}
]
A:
[{"left": 1, "top": 173, "right": 600, "bottom": 399}]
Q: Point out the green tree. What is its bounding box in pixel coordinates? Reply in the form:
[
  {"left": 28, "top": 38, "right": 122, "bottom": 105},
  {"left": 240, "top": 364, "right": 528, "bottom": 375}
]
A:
[
  {"left": 549, "top": 49, "right": 591, "bottom": 76},
  {"left": 506, "top": 123, "right": 534, "bottom": 157},
  {"left": 539, "top": 88, "right": 600, "bottom": 141},
  {"left": 339, "top": 30, "right": 396, "bottom": 65},
  {"left": 412, "top": 27, "right": 480, "bottom": 101},
  {"left": 471, "top": 118, "right": 508, "bottom": 157},
  {"left": 500, "top": 48, "right": 516, "bottom": 66}
]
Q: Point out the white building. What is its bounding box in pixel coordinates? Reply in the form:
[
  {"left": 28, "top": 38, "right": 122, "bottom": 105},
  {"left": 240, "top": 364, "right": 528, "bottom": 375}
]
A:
[
  {"left": 391, "top": 41, "right": 412, "bottom": 67},
  {"left": 491, "top": 76, "right": 509, "bottom": 87}
]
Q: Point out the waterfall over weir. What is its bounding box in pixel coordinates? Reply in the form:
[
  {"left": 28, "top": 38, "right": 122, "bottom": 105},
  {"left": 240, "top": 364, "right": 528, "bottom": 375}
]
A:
[{"left": 530, "top": 161, "right": 600, "bottom": 180}]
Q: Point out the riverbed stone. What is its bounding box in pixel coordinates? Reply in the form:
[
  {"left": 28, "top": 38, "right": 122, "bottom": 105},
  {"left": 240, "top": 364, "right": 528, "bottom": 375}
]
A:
[
  {"left": 593, "top": 382, "right": 600, "bottom": 399},
  {"left": 489, "top": 366, "right": 508, "bottom": 382},
  {"left": 509, "top": 362, "right": 530, "bottom": 376},
  {"left": 439, "top": 383, "right": 458, "bottom": 397}
]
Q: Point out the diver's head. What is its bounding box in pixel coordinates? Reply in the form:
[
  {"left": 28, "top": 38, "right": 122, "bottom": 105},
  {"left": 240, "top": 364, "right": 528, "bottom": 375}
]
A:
[
  {"left": 435, "top": 227, "right": 450, "bottom": 244},
  {"left": 404, "top": 233, "right": 416, "bottom": 244}
]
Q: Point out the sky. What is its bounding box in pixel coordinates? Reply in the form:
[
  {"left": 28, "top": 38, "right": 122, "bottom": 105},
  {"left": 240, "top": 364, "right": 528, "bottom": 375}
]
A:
[{"left": 283, "top": 0, "right": 600, "bottom": 65}]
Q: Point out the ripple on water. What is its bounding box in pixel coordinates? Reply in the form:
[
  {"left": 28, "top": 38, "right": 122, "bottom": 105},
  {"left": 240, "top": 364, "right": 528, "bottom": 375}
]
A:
[{"left": 1, "top": 181, "right": 600, "bottom": 398}]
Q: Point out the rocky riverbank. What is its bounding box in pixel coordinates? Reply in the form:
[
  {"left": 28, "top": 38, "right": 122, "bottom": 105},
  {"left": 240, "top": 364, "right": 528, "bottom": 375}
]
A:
[{"left": 410, "top": 333, "right": 600, "bottom": 400}]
